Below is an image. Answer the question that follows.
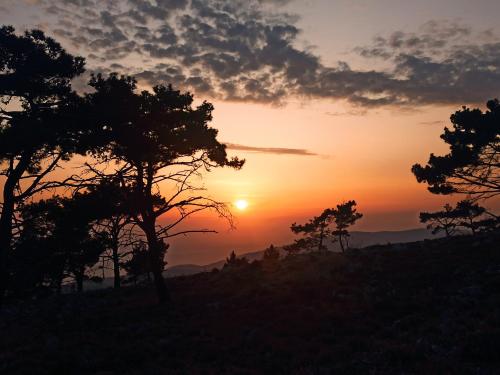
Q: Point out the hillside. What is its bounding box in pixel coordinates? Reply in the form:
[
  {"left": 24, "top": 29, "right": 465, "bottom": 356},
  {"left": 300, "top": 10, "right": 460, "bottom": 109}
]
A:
[
  {"left": 164, "top": 228, "right": 439, "bottom": 277},
  {"left": 1, "top": 232, "right": 499, "bottom": 374}
]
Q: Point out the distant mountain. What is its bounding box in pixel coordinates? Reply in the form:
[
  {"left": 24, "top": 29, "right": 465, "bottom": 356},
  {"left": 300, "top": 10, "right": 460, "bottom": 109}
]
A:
[
  {"left": 333, "top": 228, "right": 440, "bottom": 250},
  {"left": 164, "top": 228, "right": 438, "bottom": 278},
  {"left": 164, "top": 249, "right": 270, "bottom": 277}
]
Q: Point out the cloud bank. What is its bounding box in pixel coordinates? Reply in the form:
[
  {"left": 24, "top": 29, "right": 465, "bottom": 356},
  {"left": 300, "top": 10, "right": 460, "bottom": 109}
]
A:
[{"left": 22, "top": 0, "right": 500, "bottom": 108}]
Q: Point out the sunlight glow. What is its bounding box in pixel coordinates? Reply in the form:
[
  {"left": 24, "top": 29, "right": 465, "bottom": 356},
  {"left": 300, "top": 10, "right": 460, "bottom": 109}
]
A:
[{"left": 234, "top": 199, "right": 249, "bottom": 211}]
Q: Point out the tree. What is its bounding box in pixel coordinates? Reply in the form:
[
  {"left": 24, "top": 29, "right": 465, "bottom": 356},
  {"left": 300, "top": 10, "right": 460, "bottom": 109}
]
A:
[
  {"left": 285, "top": 209, "right": 336, "bottom": 254},
  {"left": 83, "top": 74, "right": 244, "bottom": 303},
  {"left": 475, "top": 216, "right": 500, "bottom": 233},
  {"left": 9, "top": 200, "right": 65, "bottom": 297},
  {"left": 412, "top": 99, "right": 500, "bottom": 200},
  {"left": 262, "top": 244, "right": 280, "bottom": 262},
  {"left": 97, "top": 214, "right": 133, "bottom": 289},
  {"left": 285, "top": 203, "right": 363, "bottom": 254},
  {"left": 420, "top": 200, "right": 496, "bottom": 238},
  {"left": 454, "top": 200, "right": 487, "bottom": 236},
  {"left": 419, "top": 203, "right": 459, "bottom": 237},
  {"left": 0, "top": 26, "right": 86, "bottom": 303},
  {"left": 123, "top": 243, "right": 149, "bottom": 285},
  {"left": 331, "top": 201, "right": 363, "bottom": 252},
  {"left": 262, "top": 244, "right": 280, "bottom": 271},
  {"left": 85, "top": 180, "right": 136, "bottom": 289},
  {"left": 123, "top": 242, "right": 167, "bottom": 285},
  {"left": 10, "top": 194, "right": 108, "bottom": 295},
  {"left": 223, "top": 250, "right": 248, "bottom": 269}
]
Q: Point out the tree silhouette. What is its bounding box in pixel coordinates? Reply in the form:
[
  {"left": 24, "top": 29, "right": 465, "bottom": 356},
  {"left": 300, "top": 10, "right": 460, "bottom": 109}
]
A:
[
  {"left": 475, "top": 216, "right": 500, "bottom": 233},
  {"left": 11, "top": 193, "right": 108, "bottom": 295},
  {"left": 10, "top": 200, "right": 65, "bottom": 297},
  {"left": 123, "top": 242, "right": 167, "bottom": 285},
  {"left": 331, "top": 201, "right": 363, "bottom": 252},
  {"left": 420, "top": 200, "right": 496, "bottom": 237},
  {"left": 97, "top": 215, "right": 134, "bottom": 289},
  {"left": 262, "top": 244, "right": 280, "bottom": 271},
  {"left": 86, "top": 180, "right": 137, "bottom": 289},
  {"left": 225, "top": 250, "right": 238, "bottom": 266},
  {"left": 286, "top": 209, "right": 336, "bottom": 253},
  {"left": 0, "top": 26, "right": 86, "bottom": 303},
  {"left": 263, "top": 244, "right": 280, "bottom": 262},
  {"left": 223, "top": 250, "right": 248, "bottom": 269},
  {"left": 412, "top": 99, "right": 500, "bottom": 200},
  {"left": 454, "top": 200, "right": 487, "bottom": 236},
  {"left": 285, "top": 203, "right": 363, "bottom": 254},
  {"left": 82, "top": 74, "right": 244, "bottom": 303},
  {"left": 419, "top": 203, "right": 459, "bottom": 237}
]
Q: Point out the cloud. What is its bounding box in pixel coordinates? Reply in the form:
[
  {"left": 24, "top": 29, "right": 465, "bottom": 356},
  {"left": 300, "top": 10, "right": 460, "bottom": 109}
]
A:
[
  {"left": 419, "top": 120, "right": 445, "bottom": 126},
  {"left": 348, "top": 21, "right": 500, "bottom": 106},
  {"left": 356, "top": 21, "right": 472, "bottom": 59},
  {"left": 225, "top": 143, "right": 318, "bottom": 156},
  {"left": 25, "top": 1, "right": 500, "bottom": 108},
  {"left": 258, "top": 0, "right": 294, "bottom": 4},
  {"left": 325, "top": 109, "right": 368, "bottom": 117}
]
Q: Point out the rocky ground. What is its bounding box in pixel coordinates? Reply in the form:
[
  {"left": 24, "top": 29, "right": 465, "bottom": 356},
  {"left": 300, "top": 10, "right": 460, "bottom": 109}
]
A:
[{"left": 1, "top": 232, "right": 500, "bottom": 374}]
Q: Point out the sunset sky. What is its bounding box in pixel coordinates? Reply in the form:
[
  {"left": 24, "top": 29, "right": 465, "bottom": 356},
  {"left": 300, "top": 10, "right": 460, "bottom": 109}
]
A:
[{"left": 2, "top": 0, "right": 500, "bottom": 265}]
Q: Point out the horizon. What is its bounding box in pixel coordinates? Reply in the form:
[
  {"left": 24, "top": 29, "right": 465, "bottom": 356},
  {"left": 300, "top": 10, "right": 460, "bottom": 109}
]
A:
[
  {"left": 166, "top": 226, "right": 440, "bottom": 268},
  {"left": 1, "top": 0, "right": 499, "bottom": 267}
]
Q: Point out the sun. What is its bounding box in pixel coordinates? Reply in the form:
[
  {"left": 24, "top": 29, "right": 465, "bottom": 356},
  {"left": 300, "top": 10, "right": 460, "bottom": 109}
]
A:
[{"left": 234, "top": 199, "right": 249, "bottom": 211}]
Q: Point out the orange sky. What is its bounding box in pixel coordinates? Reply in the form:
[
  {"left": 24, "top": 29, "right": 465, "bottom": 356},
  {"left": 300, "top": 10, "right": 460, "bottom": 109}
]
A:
[
  {"left": 157, "top": 100, "right": 499, "bottom": 265},
  {"left": 9, "top": 93, "right": 499, "bottom": 266},
  {"left": 2, "top": 0, "right": 500, "bottom": 266}
]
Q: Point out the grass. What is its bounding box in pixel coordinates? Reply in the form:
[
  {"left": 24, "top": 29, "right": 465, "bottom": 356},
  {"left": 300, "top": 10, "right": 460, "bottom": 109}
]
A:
[{"left": 1, "top": 232, "right": 500, "bottom": 374}]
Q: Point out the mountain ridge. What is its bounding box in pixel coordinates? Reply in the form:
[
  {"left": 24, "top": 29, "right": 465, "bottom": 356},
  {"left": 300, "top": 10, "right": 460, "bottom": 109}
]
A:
[{"left": 164, "top": 227, "right": 438, "bottom": 277}]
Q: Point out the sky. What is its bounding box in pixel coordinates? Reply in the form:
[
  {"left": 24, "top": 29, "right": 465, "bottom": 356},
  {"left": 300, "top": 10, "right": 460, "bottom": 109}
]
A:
[{"left": 1, "top": 0, "right": 499, "bottom": 265}]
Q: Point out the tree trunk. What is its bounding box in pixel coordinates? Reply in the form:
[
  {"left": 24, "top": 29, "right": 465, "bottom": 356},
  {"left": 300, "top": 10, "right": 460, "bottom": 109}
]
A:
[
  {"left": 144, "top": 220, "right": 169, "bottom": 304},
  {"left": 0, "top": 180, "right": 16, "bottom": 306},
  {"left": 0, "top": 154, "right": 32, "bottom": 306},
  {"left": 318, "top": 227, "right": 324, "bottom": 252},
  {"left": 139, "top": 163, "right": 169, "bottom": 304},
  {"left": 151, "top": 261, "right": 168, "bottom": 304},
  {"left": 338, "top": 235, "right": 345, "bottom": 253},
  {"left": 112, "top": 243, "right": 121, "bottom": 289},
  {"left": 469, "top": 218, "right": 476, "bottom": 236},
  {"left": 110, "top": 219, "right": 122, "bottom": 289},
  {"left": 75, "top": 271, "right": 83, "bottom": 293}
]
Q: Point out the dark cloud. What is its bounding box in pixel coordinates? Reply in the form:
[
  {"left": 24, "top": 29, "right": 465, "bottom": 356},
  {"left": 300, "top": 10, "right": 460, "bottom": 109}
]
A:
[
  {"left": 33, "top": 0, "right": 500, "bottom": 107},
  {"left": 311, "top": 22, "right": 500, "bottom": 107},
  {"left": 258, "top": 0, "right": 294, "bottom": 4},
  {"left": 225, "top": 143, "right": 317, "bottom": 156},
  {"left": 357, "top": 21, "right": 472, "bottom": 59},
  {"left": 135, "top": 63, "right": 217, "bottom": 96}
]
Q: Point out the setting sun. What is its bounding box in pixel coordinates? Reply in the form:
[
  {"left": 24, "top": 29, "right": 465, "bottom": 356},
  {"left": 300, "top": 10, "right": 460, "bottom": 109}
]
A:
[{"left": 235, "top": 199, "right": 249, "bottom": 211}]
